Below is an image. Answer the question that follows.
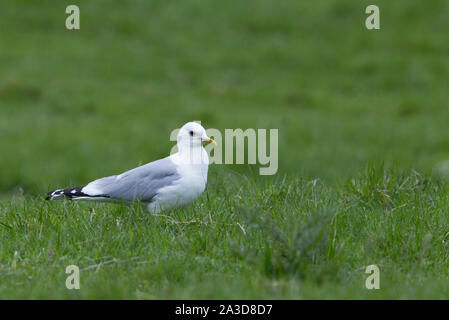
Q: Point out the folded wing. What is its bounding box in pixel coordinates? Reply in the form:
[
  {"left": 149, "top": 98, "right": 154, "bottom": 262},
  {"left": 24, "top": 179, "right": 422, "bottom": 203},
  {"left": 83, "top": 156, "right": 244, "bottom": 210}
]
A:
[{"left": 81, "top": 156, "right": 180, "bottom": 202}]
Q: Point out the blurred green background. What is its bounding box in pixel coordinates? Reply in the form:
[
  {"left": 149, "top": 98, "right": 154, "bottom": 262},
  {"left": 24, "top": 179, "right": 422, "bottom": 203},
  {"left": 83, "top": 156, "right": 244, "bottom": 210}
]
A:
[
  {"left": 1, "top": 0, "right": 448, "bottom": 196},
  {"left": 1, "top": 0, "right": 449, "bottom": 300}
]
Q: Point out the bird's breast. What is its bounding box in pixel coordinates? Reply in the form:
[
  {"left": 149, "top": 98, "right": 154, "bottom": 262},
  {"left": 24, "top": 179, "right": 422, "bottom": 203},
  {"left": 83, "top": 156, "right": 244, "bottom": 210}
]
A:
[{"left": 151, "top": 162, "right": 208, "bottom": 210}]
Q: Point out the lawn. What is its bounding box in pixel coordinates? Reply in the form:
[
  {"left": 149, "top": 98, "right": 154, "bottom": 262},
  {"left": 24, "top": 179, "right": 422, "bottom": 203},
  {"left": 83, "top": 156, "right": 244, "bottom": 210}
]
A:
[{"left": 1, "top": 0, "right": 449, "bottom": 299}]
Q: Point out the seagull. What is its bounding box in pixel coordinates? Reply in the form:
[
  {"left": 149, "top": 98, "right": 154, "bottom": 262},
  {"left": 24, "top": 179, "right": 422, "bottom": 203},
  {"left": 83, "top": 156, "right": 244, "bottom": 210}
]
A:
[{"left": 46, "top": 122, "right": 216, "bottom": 214}]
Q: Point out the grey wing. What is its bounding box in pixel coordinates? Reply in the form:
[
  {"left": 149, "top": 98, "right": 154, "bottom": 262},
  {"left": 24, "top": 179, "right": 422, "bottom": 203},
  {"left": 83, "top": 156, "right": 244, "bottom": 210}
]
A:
[{"left": 82, "top": 156, "right": 180, "bottom": 202}]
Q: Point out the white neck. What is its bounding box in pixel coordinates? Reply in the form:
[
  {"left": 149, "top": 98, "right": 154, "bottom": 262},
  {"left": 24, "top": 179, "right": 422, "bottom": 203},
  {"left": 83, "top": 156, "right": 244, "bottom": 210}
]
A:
[{"left": 174, "top": 143, "right": 209, "bottom": 166}]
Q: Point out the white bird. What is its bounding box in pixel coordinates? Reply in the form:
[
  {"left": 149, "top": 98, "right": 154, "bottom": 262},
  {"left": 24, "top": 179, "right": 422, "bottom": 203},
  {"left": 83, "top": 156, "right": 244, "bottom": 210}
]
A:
[{"left": 46, "top": 122, "right": 216, "bottom": 214}]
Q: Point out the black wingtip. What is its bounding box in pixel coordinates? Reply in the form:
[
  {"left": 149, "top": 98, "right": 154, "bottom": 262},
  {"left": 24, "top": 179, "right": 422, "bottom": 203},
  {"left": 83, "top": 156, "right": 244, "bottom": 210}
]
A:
[
  {"left": 45, "top": 190, "right": 55, "bottom": 200},
  {"left": 46, "top": 186, "right": 110, "bottom": 201}
]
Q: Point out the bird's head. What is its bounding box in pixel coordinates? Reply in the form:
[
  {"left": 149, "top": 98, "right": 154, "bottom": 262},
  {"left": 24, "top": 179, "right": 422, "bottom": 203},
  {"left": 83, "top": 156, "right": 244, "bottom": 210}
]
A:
[{"left": 177, "top": 122, "right": 216, "bottom": 150}]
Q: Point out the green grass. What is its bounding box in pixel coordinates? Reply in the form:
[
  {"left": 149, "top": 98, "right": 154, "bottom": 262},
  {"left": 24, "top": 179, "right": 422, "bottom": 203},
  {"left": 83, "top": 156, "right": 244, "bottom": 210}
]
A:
[
  {"left": 1, "top": 0, "right": 449, "bottom": 299},
  {"left": 2, "top": 168, "right": 449, "bottom": 299}
]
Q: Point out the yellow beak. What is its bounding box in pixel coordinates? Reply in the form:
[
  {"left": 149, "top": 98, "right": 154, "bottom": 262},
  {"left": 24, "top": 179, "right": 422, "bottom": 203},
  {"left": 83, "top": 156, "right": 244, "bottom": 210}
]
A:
[{"left": 202, "top": 138, "right": 217, "bottom": 146}]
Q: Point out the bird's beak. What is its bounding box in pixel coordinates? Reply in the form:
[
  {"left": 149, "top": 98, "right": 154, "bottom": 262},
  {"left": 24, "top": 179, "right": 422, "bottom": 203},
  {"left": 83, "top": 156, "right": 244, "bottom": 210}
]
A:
[{"left": 202, "top": 137, "right": 217, "bottom": 146}]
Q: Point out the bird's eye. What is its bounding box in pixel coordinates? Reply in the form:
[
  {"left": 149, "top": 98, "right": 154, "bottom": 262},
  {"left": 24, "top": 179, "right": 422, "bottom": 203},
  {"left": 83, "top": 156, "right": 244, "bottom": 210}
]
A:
[{"left": 189, "top": 130, "right": 194, "bottom": 136}]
